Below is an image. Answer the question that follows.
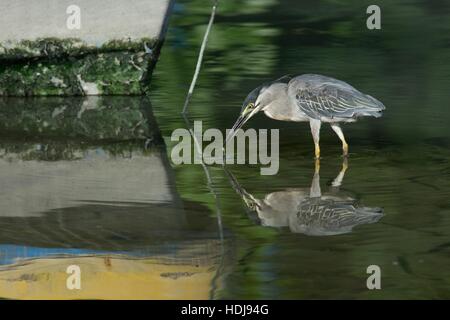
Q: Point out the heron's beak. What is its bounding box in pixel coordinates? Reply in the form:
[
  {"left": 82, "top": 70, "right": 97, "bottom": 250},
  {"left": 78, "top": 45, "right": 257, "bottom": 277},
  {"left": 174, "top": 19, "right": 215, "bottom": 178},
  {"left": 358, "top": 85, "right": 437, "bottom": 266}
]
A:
[
  {"left": 224, "top": 167, "right": 261, "bottom": 211},
  {"left": 225, "top": 115, "right": 246, "bottom": 143},
  {"left": 225, "top": 103, "right": 260, "bottom": 144}
]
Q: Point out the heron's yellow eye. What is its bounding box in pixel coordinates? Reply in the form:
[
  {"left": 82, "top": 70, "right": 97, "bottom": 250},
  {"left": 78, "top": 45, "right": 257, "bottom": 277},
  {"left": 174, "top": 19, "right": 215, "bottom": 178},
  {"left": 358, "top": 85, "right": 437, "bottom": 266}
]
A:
[{"left": 244, "top": 103, "right": 255, "bottom": 114}]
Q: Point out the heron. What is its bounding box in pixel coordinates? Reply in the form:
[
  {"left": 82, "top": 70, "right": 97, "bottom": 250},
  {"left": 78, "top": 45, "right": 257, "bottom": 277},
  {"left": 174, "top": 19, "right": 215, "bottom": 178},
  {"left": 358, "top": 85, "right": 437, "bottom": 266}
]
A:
[
  {"left": 226, "top": 74, "right": 385, "bottom": 158},
  {"left": 225, "top": 160, "right": 383, "bottom": 236}
]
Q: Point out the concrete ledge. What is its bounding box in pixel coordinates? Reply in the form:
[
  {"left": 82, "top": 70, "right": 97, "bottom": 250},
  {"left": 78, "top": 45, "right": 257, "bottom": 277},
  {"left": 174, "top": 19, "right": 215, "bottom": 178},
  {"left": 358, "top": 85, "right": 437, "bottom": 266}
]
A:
[
  {"left": 0, "top": 0, "right": 173, "bottom": 96},
  {"left": 0, "top": 0, "right": 171, "bottom": 58}
]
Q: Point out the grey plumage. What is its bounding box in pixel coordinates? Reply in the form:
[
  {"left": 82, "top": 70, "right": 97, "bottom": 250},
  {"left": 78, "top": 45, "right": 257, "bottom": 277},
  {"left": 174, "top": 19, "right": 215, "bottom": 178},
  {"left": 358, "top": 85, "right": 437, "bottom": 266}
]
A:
[
  {"left": 227, "top": 73, "right": 386, "bottom": 157},
  {"left": 291, "top": 198, "right": 383, "bottom": 236},
  {"left": 241, "top": 75, "right": 292, "bottom": 113},
  {"left": 224, "top": 163, "right": 383, "bottom": 236},
  {"left": 289, "top": 74, "right": 385, "bottom": 121}
]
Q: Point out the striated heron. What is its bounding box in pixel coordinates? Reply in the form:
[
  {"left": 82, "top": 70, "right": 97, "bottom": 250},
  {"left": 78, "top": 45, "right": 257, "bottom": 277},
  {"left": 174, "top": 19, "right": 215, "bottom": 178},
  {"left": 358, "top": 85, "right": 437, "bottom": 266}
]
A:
[{"left": 226, "top": 74, "right": 385, "bottom": 158}]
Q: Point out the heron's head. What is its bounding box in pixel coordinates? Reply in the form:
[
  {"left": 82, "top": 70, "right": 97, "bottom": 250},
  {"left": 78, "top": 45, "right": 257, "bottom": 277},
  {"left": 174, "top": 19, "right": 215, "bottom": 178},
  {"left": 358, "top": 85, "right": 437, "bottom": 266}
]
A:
[{"left": 226, "top": 75, "right": 291, "bottom": 143}]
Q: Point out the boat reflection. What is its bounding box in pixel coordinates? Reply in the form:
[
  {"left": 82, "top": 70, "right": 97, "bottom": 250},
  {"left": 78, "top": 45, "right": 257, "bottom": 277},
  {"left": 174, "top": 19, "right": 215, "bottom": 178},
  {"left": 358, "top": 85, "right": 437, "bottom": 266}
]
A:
[
  {"left": 0, "top": 97, "right": 232, "bottom": 299},
  {"left": 226, "top": 159, "right": 383, "bottom": 236}
]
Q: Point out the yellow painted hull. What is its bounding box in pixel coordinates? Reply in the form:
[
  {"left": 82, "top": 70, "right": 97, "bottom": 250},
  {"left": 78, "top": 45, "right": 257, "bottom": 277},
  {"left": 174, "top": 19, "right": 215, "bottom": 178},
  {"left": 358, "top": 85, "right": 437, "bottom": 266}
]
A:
[{"left": 0, "top": 256, "right": 217, "bottom": 300}]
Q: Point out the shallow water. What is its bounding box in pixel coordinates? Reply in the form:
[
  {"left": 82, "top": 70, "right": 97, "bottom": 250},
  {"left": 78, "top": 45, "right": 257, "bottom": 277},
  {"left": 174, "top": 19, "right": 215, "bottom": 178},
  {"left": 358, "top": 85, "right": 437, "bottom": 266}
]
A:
[{"left": 0, "top": 0, "right": 450, "bottom": 299}]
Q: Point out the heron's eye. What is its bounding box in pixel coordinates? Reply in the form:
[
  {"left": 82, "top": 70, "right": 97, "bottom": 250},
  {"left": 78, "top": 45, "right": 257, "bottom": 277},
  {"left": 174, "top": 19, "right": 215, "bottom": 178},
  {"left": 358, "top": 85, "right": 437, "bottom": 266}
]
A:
[{"left": 243, "top": 103, "right": 255, "bottom": 115}]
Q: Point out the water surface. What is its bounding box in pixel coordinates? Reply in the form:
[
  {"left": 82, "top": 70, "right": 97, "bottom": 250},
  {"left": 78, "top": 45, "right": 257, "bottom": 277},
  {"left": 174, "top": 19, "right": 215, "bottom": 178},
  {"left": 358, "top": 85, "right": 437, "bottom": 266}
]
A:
[{"left": 0, "top": 0, "right": 449, "bottom": 299}]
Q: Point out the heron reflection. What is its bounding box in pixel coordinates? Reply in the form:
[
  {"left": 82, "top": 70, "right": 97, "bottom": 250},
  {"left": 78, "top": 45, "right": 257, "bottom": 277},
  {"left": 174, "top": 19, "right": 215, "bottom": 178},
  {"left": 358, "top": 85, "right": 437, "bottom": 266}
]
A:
[{"left": 226, "top": 160, "right": 383, "bottom": 236}]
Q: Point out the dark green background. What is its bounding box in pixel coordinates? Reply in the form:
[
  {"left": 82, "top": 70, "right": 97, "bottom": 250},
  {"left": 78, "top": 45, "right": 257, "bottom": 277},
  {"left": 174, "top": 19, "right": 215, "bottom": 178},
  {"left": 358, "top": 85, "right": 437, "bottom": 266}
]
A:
[{"left": 150, "top": 0, "right": 450, "bottom": 299}]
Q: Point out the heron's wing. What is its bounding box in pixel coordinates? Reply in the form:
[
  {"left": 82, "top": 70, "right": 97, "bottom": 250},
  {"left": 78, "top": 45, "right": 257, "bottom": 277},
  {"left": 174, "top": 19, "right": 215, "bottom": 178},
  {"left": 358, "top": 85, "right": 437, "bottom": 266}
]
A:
[
  {"left": 292, "top": 78, "right": 385, "bottom": 120},
  {"left": 291, "top": 198, "right": 382, "bottom": 235}
]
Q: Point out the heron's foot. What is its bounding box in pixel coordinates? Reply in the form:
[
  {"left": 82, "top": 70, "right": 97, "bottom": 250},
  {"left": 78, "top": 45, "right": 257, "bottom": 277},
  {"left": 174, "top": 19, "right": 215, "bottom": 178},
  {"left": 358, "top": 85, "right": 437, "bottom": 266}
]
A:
[
  {"left": 342, "top": 142, "right": 349, "bottom": 157},
  {"left": 314, "top": 143, "right": 321, "bottom": 159}
]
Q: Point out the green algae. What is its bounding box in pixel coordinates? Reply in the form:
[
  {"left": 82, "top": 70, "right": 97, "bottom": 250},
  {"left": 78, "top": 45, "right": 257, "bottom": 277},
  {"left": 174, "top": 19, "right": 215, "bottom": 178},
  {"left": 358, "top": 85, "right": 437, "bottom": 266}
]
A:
[
  {"left": 0, "top": 37, "right": 157, "bottom": 61},
  {"left": 0, "top": 38, "right": 161, "bottom": 96},
  {"left": 0, "top": 96, "right": 163, "bottom": 142},
  {"left": 0, "top": 139, "right": 160, "bottom": 162}
]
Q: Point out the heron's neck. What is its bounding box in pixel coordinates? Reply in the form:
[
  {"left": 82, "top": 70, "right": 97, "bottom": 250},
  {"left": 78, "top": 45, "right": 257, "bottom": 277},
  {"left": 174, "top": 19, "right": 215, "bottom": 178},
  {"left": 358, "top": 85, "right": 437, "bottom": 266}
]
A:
[{"left": 263, "top": 88, "right": 305, "bottom": 121}]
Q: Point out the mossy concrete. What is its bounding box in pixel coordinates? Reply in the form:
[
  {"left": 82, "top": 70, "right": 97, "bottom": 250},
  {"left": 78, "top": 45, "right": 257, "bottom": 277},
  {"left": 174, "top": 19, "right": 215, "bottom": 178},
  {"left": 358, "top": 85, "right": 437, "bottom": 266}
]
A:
[
  {"left": 0, "top": 0, "right": 173, "bottom": 96},
  {"left": 0, "top": 96, "right": 163, "bottom": 142},
  {"left": 0, "top": 39, "right": 158, "bottom": 96}
]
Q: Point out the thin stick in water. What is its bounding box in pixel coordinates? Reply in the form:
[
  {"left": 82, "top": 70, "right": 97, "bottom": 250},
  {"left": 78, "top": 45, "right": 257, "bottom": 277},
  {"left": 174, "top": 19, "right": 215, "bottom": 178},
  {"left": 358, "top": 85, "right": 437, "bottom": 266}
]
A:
[{"left": 182, "top": 0, "right": 219, "bottom": 114}]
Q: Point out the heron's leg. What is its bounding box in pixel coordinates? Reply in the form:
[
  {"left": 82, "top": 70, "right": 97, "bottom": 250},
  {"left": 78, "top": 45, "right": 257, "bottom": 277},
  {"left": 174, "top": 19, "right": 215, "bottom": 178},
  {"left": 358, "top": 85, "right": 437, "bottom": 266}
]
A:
[
  {"left": 309, "top": 119, "right": 321, "bottom": 159},
  {"left": 330, "top": 123, "right": 348, "bottom": 156},
  {"left": 310, "top": 158, "right": 321, "bottom": 198},
  {"left": 331, "top": 157, "right": 348, "bottom": 188}
]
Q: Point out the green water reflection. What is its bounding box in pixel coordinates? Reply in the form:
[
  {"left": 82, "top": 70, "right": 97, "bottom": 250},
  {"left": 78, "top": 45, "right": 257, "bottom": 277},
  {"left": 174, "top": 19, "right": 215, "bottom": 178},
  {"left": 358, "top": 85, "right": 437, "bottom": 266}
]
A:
[
  {"left": 0, "top": 0, "right": 449, "bottom": 299},
  {"left": 149, "top": 0, "right": 450, "bottom": 299}
]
